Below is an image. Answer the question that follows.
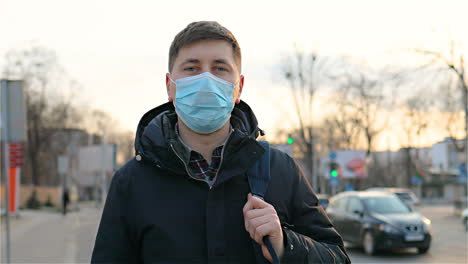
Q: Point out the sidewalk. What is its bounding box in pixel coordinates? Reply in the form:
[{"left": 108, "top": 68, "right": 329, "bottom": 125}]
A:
[{"left": 0, "top": 202, "right": 102, "bottom": 263}]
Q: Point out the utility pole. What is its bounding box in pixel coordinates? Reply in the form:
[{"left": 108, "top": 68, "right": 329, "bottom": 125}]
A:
[
  {"left": 1, "top": 80, "right": 25, "bottom": 264},
  {"left": 1, "top": 80, "right": 11, "bottom": 264},
  {"left": 101, "top": 133, "right": 107, "bottom": 207},
  {"left": 463, "top": 79, "right": 468, "bottom": 196}
]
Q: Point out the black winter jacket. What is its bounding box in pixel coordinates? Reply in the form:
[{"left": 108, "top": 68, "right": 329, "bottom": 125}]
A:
[{"left": 91, "top": 101, "right": 350, "bottom": 264}]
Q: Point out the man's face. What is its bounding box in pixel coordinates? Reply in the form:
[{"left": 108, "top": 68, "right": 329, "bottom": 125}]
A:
[{"left": 166, "top": 40, "right": 244, "bottom": 104}]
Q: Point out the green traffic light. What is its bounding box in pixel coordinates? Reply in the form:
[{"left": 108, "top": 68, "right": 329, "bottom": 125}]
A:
[
  {"left": 331, "top": 170, "right": 338, "bottom": 178},
  {"left": 287, "top": 138, "right": 294, "bottom": 144}
]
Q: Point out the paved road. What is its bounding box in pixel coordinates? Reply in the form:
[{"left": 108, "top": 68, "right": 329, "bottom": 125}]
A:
[
  {"left": 347, "top": 205, "right": 468, "bottom": 264},
  {"left": 1, "top": 203, "right": 100, "bottom": 263},
  {"left": 1, "top": 203, "right": 467, "bottom": 263}
]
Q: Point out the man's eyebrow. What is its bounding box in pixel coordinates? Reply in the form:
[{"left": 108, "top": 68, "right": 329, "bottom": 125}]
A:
[
  {"left": 213, "top": 59, "right": 230, "bottom": 65},
  {"left": 181, "top": 58, "right": 200, "bottom": 65}
]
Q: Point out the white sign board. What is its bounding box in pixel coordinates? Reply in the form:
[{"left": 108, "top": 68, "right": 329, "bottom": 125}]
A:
[
  {"left": 1, "top": 80, "right": 26, "bottom": 142},
  {"left": 78, "top": 144, "right": 117, "bottom": 173},
  {"left": 58, "top": 156, "right": 69, "bottom": 174}
]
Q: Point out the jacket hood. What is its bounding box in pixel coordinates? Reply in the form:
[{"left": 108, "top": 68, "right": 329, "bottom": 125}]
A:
[{"left": 134, "top": 100, "right": 264, "bottom": 173}]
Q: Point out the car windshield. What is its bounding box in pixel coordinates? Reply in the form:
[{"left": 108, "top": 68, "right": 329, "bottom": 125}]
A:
[
  {"left": 363, "top": 196, "right": 411, "bottom": 214},
  {"left": 319, "top": 199, "right": 329, "bottom": 206},
  {"left": 395, "top": 192, "right": 413, "bottom": 201}
]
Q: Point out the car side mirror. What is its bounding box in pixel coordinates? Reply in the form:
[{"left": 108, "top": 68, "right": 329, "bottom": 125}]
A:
[{"left": 353, "top": 210, "right": 364, "bottom": 217}]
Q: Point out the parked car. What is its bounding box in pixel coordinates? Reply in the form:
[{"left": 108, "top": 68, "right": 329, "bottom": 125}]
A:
[
  {"left": 316, "top": 194, "right": 330, "bottom": 210},
  {"left": 326, "top": 191, "right": 431, "bottom": 255},
  {"left": 366, "top": 187, "right": 420, "bottom": 207},
  {"left": 462, "top": 208, "right": 468, "bottom": 232},
  {"left": 454, "top": 197, "right": 468, "bottom": 216}
]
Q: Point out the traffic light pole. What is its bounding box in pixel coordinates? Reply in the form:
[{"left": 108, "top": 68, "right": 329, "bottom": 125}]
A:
[
  {"left": 312, "top": 136, "right": 318, "bottom": 194},
  {"left": 329, "top": 151, "right": 339, "bottom": 195}
]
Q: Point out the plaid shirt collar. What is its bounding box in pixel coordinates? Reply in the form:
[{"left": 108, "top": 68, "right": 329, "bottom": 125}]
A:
[{"left": 175, "top": 123, "right": 233, "bottom": 185}]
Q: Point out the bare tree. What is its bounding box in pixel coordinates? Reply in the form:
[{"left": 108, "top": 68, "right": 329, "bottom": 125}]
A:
[
  {"left": 87, "top": 110, "right": 135, "bottom": 165},
  {"left": 321, "top": 112, "right": 360, "bottom": 151},
  {"left": 401, "top": 94, "right": 432, "bottom": 148},
  {"left": 325, "top": 68, "right": 391, "bottom": 190},
  {"left": 416, "top": 42, "right": 467, "bottom": 154},
  {"left": 339, "top": 72, "right": 388, "bottom": 156},
  {"left": 399, "top": 93, "right": 432, "bottom": 187},
  {"left": 320, "top": 75, "right": 367, "bottom": 151},
  {"left": 89, "top": 110, "right": 118, "bottom": 138},
  {"left": 2, "top": 44, "right": 81, "bottom": 185},
  {"left": 108, "top": 131, "right": 135, "bottom": 164},
  {"left": 437, "top": 76, "right": 466, "bottom": 143},
  {"left": 281, "top": 47, "right": 327, "bottom": 190}
]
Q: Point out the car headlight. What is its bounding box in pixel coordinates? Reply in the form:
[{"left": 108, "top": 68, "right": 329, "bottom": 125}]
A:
[
  {"left": 422, "top": 217, "right": 432, "bottom": 232},
  {"left": 379, "top": 223, "right": 400, "bottom": 233}
]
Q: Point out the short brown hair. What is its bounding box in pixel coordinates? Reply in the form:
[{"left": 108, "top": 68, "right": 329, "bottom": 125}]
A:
[{"left": 168, "top": 21, "right": 242, "bottom": 72}]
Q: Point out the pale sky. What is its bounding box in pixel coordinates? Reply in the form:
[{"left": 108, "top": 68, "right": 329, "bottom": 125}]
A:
[{"left": 1, "top": 0, "right": 467, "bottom": 150}]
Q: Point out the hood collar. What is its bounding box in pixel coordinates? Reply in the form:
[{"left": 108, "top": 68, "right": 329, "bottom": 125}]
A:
[{"left": 134, "top": 100, "right": 264, "bottom": 172}]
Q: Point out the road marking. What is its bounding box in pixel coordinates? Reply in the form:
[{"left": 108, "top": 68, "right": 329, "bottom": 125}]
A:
[{"left": 64, "top": 210, "right": 79, "bottom": 263}]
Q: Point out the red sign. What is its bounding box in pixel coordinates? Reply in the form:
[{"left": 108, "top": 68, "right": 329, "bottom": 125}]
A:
[
  {"left": 10, "top": 160, "right": 24, "bottom": 167},
  {"left": 8, "top": 142, "right": 25, "bottom": 167},
  {"left": 9, "top": 142, "right": 24, "bottom": 150}
]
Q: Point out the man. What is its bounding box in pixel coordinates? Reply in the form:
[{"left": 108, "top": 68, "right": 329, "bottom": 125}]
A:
[
  {"left": 91, "top": 21, "right": 350, "bottom": 264},
  {"left": 62, "top": 187, "right": 70, "bottom": 216}
]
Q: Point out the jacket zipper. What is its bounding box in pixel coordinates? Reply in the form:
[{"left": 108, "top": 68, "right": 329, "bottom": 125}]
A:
[
  {"left": 170, "top": 143, "right": 213, "bottom": 189},
  {"left": 212, "top": 131, "right": 234, "bottom": 187}
]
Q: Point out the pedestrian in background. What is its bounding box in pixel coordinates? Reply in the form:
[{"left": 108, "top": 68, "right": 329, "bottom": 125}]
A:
[
  {"left": 62, "top": 188, "right": 70, "bottom": 216},
  {"left": 91, "top": 21, "right": 350, "bottom": 263}
]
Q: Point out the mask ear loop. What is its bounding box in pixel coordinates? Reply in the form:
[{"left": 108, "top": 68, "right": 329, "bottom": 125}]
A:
[
  {"left": 168, "top": 73, "right": 176, "bottom": 84},
  {"left": 168, "top": 73, "right": 177, "bottom": 102},
  {"left": 233, "top": 75, "right": 242, "bottom": 104},
  {"left": 233, "top": 74, "right": 242, "bottom": 87}
]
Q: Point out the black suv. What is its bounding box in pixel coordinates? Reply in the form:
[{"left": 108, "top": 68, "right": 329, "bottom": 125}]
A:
[{"left": 326, "top": 191, "right": 432, "bottom": 255}]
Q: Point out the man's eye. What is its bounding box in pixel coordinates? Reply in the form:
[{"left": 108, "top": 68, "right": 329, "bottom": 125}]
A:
[
  {"left": 184, "top": 67, "right": 196, "bottom": 72},
  {"left": 216, "top": 67, "right": 227, "bottom": 72}
]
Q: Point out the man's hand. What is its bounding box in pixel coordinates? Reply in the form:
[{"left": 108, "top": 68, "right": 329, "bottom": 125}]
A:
[{"left": 243, "top": 193, "right": 284, "bottom": 262}]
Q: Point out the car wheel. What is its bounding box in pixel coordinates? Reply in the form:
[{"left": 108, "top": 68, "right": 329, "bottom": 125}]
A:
[
  {"left": 362, "top": 231, "right": 375, "bottom": 256},
  {"left": 418, "top": 246, "right": 430, "bottom": 254}
]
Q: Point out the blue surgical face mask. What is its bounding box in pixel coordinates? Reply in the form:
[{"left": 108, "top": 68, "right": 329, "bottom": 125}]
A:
[{"left": 169, "top": 72, "right": 238, "bottom": 134}]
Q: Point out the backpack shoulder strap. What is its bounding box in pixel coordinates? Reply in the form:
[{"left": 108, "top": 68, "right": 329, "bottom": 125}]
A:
[
  {"left": 247, "top": 140, "right": 270, "bottom": 200},
  {"left": 246, "top": 141, "right": 280, "bottom": 264}
]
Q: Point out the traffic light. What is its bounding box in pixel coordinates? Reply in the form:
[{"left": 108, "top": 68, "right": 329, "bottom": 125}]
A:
[
  {"left": 331, "top": 169, "right": 338, "bottom": 178},
  {"left": 287, "top": 134, "right": 294, "bottom": 144},
  {"left": 330, "top": 162, "right": 339, "bottom": 178}
]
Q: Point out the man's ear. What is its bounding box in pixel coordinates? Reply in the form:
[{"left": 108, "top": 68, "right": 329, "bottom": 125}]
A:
[
  {"left": 235, "top": 75, "right": 244, "bottom": 104},
  {"left": 166, "top": 73, "right": 175, "bottom": 102}
]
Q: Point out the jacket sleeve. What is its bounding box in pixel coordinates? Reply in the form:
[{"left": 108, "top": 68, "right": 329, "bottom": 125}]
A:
[
  {"left": 280, "top": 160, "right": 351, "bottom": 264},
  {"left": 91, "top": 170, "right": 137, "bottom": 263}
]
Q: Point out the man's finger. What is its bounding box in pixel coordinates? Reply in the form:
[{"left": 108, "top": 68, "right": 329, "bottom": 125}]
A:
[
  {"left": 242, "top": 196, "right": 254, "bottom": 216},
  {"left": 244, "top": 208, "right": 273, "bottom": 221},
  {"left": 244, "top": 208, "right": 268, "bottom": 233},
  {"left": 248, "top": 193, "right": 270, "bottom": 209},
  {"left": 253, "top": 222, "right": 274, "bottom": 245},
  {"left": 246, "top": 214, "right": 276, "bottom": 241}
]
